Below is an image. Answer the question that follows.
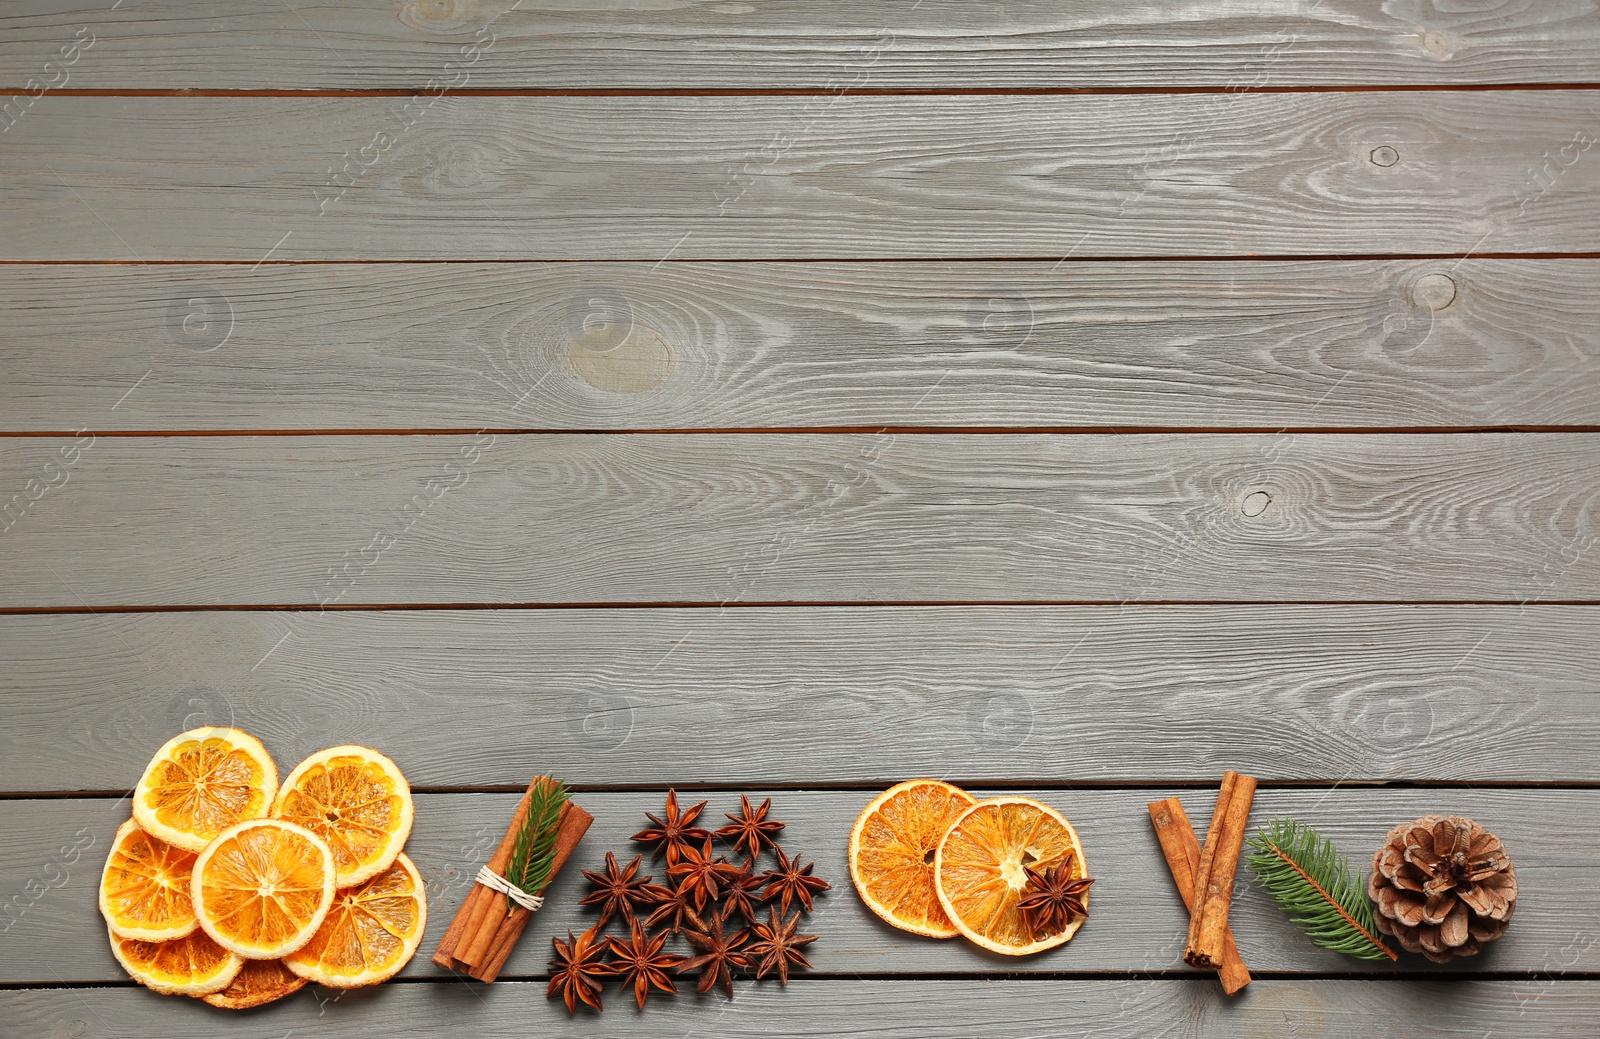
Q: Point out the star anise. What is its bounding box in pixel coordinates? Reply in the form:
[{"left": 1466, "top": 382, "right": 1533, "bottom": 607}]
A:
[
  {"left": 679, "top": 912, "right": 752, "bottom": 1000},
  {"left": 1017, "top": 859, "right": 1093, "bottom": 940},
  {"left": 580, "top": 851, "right": 672, "bottom": 928},
  {"left": 605, "top": 919, "right": 685, "bottom": 1009},
  {"left": 715, "top": 794, "right": 787, "bottom": 863},
  {"left": 718, "top": 860, "right": 766, "bottom": 924},
  {"left": 633, "top": 789, "right": 712, "bottom": 866},
  {"left": 644, "top": 880, "right": 707, "bottom": 935},
  {"left": 759, "top": 846, "right": 831, "bottom": 915},
  {"left": 667, "top": 837, "right": 742, "bottom": 913},
  {"left": 547, "top": 926, "right": 614, "bottom": 1015},
  {"left": 744, "top": 906, "right": 817, "bottom": 985}
]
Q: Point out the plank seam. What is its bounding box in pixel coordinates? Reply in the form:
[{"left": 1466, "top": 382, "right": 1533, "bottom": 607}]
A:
[
  {"left": 4, "top": 600, "right": 1600, "bottom": 615},
  {"left": 5, "top": 427, "right": 1600, "bottom": 438},
  {"left": 6, "top": 253, "right": 1600, "bottom": 265},
  {"left": 19, "top": 84, "right": 1600, "bottom": 98}
]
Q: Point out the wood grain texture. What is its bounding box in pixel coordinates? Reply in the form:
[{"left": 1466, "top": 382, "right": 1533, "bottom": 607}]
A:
[
  {"left": 3, "top": 1, "right": 1600, "bottom": 90},
  {"left": 2, "top": 433, "right": 1598, "bottom": 608},
  {"left": 4, "top": 789, "right": 1596, "bottom": 985},
  {"left": 4, "top": 1, "right": 1596, "bottom": 1028},
  {"left": 1, "top": 606, "right": 1597, "bottom": 789},
  {"left": 5, "top": 92, "right": 1600, "bottom": 260},
  {"left": 5, "top": 259, "right": 1599, "bottom": 432},
  {"left": 6, "top": 979, "right": 1596, "bottom": 1038}
]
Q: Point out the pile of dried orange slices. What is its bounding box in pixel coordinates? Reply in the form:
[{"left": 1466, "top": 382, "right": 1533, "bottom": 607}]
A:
[
  {"left": 848, "top": 779, "right": 1090, "bottom": 956},
  {"left": 98, "top": 727, "right": 425, "bottom": 1008}
]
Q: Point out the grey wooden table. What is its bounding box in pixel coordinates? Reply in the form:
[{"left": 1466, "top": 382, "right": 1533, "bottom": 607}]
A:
[{"left": 3, "top": 2, "right": 1599, "bottom": 1035}]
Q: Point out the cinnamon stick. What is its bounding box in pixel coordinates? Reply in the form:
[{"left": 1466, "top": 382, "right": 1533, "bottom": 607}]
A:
[
  {"left": 430, "top": 777, "right": 592, "bottom": 982},
  {"left": 462, "top": 802, "right": 591, "bottom": 983},
  {"left": 455, "top": 797, "right": 584, "bottom": 971},
  {"left": 432, "top": 777, "right": 544, "bottom": 970},
  {"left": 446, "top": 775, "right": 558, "bottom": 967},
  {"left": 1148, "top": 797, "right": 1250, "bottom": 994},
  {"left": 432, "top": 883, "right": 484, "bottom": 967},
  {"left": 1184, "top": 771, "right": 1256, "bottom": 970}
]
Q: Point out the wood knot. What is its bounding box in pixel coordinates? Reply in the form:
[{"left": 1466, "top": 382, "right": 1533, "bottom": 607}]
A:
[
  {"left": 1411, "top": 273, "right": 1456, "bottom": 313},
  {"left": 563, "top": 320, "right": 675, "bottom": 394},
  {"left": 1421, "top": 30, "right": 1452, "bottom": 59},
  {"left": 1240, "top": 490, "right": 1272, "bottom": 518},
  {"left": 1369, "top": 146, "right": 1399, "bottom": 168},
  {"left": 400, "top": 0, "right": 463, "bottom": 29}
]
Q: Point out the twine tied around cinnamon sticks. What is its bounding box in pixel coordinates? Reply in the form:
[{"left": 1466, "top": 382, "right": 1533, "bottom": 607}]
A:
[
  {"left": 473, "top": 865, "right": 546, "bottom": 913},
  {"left": 1148, "top": 770, "right": 1257, "bottom": 996}
]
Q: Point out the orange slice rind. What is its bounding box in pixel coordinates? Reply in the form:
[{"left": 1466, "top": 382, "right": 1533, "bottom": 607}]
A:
[
  {"left": 271, "top": 745, "right": 414, "bottom": 888},
  {"left": 201, "top": 957, "right": 309, "bottom": 1010},
  {"left": 849, "top": 779, "right": 977, "bottom": 938},
  {"left": 933, "top": 796, "right": 1089, "bottom": 956},
  {"left": 284, "top": 852, "right": 427, "bottom": 988},
  {"left": 109, "top": 929, "right": 242, "bottom": 996},
  {"left": 132, "top": 727, "right": 278, "bottom": 853},
  {"left": 192, "top": 818, "right": 336, "bottom": 960},
  {"left": 99, "top": 819, "right": 199, "bottom": 941}
]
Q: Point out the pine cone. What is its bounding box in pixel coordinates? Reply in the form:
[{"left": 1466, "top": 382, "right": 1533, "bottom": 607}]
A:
[{"left": 1368, "top": 815, "right": 1516, "bottom": 963}]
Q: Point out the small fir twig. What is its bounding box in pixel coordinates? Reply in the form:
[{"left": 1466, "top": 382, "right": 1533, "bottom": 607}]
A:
[
  {"left": 504, "top": 777, "right": 570, "bottom": 915},
  {"left": 1246, "top": 818, "right": 1397, "bottom": 962}
]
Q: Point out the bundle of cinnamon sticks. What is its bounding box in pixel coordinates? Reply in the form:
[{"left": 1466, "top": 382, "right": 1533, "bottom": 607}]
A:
[
  {"left": 1148, "top": 770, "right": 1257, "bottom": 995},
  {"left": 433, "top": 776, "right": 593, "bottom": 983}
]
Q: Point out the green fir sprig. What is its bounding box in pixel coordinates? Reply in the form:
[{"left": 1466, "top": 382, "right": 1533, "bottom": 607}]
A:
[
  {"left": 1246, "top": 818, "right": 1397, "bottom": 962},
  {"left": 504, "top": 777, "right": 570, "bottom": 912}
]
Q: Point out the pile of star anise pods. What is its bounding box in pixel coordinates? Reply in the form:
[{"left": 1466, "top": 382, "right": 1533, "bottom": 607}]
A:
[{"left": 547, "top": 790, "right": 831, "bottom": 1014}]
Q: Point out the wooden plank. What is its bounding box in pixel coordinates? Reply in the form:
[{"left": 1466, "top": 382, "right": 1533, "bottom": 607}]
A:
[
  {"left": 7, "top": 980, "right": 1597, "bottom": 1038},
  {"left": 2, "top": 606, "right": 1597, "bottom": 790},
  {"left": 4, "top": 789, "right": 1595, "bottom": 985},
  {"left": 4, "top": 93, "right": 1598, "bottom": 260},
  {"left": 2, "top": 433, "right": 1597, "bottom": 608},
  {"left": 5, "top": 259, "right": 1599, "bottom": 432},
  {"left": 3, "top": 1, "right": 1600, "bottom": 90}
]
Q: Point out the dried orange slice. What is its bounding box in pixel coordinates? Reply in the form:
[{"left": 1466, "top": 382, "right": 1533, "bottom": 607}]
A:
[
  {"left": 109, "top": 929, "right": 242, "bottom": 996},
  {"left": 271, "top": 746, "right": 414, "bottom": 887},
  {"left": 849, "top": 779, "right": 977, "bottom": 938},
  {"left": 192, "top": 818, "right": 335, "bottom": 959},
  {"left": 201, "top": 957, "right": 308, "bottom": 1010},
  {"left": 933, "top": 796, "right": 1089, "bottom": 956},
  {"left": 99, "top": 819, "right": 198, "bottom": 941},
  {"left": 132, "top": 727, "right": 278, "bottom": 853},
  {"left": 284, "top": 853, "right": 427, "bottom": 988}
]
